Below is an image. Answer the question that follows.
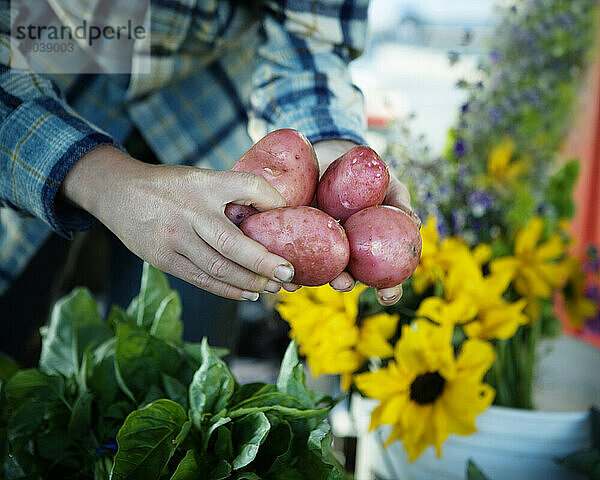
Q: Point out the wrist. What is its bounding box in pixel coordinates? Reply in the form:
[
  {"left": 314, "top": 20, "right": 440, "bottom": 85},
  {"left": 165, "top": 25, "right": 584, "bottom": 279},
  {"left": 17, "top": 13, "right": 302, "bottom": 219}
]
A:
[{"left": 59, "top": 144, "right": 145, "bottom": 219}]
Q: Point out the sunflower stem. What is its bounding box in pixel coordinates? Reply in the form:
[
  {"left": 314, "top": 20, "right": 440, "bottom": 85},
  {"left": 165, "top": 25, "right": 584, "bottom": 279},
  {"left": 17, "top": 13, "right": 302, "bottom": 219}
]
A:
[{"left": 492, "top": 340, "right": 512, "bottom": 406}]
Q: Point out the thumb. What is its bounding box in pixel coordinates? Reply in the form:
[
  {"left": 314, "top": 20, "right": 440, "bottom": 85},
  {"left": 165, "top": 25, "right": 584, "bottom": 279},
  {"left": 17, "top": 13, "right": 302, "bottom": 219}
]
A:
[{"left": 229, "top": 172, "right": 287, "bottom": 212}]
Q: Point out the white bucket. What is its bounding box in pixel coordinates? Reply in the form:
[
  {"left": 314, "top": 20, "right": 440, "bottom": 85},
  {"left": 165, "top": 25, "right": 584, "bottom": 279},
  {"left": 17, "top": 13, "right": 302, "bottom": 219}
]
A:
[{"left": 352, "top": 336, "right": 599, "bottom": 480}]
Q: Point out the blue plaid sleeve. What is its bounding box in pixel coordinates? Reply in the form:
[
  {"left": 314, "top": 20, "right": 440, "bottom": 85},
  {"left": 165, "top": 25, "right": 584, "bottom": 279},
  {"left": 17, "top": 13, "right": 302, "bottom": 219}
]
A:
[
  {"left": 250, "top": 0, "right": 369, "bottom": 145},
  {"left": 0, "top": 47, "right": 117, "bottom": 238}
]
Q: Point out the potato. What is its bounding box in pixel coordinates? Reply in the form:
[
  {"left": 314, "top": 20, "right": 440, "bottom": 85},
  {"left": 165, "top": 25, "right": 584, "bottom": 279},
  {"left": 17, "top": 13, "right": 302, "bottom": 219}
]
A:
[
  {"left": 316, "top": 146, "right": 389, "bottom": 222},
  {"left": 225, "top": 129, "right": 319, "bottom": 224},
  {"left": 240, "top": 206, "right": 349, "bottom": 286},
  {"left": 344, "top": 205, "right": 421, "bottom": 289}
]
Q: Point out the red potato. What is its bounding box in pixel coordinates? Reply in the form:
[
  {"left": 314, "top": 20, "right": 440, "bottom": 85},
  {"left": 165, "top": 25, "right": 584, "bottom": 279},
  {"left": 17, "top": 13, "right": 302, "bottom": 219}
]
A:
[
  {"left": 225, "top": 129, "right": 319, "bottom": 224},
  {"left": 316, "top": 146, "right": 390, "bottom": 222},
  {"left": 240, "top": 206, "right": 350, "bottom": 286},
  {"left": 344, "top": 205, "right": 422, "bottom": 289}
]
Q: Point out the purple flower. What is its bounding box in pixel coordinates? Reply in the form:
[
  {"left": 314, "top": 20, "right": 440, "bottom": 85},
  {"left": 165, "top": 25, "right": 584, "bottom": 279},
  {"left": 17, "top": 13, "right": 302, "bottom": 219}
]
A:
[
  {"left": 585, "top": 284, "right": 600, "bottom": 302},
  {"left": 453, "top": 140, "right": 466, "bottom": 157},
  {"left": 584, "top": 315, "right": 600, "bottom": 335},
  {"left": 94, "top": 439, "right": 118, "bottom": 457},
  {"left": 436, "top": 217, "right": 450, "bottom": 238},
  {"left": 461, "top": 102, "right": 470, "bottom": 114},
  {"left": 469, "top": 190, "right": 493, "bottom": 217}
]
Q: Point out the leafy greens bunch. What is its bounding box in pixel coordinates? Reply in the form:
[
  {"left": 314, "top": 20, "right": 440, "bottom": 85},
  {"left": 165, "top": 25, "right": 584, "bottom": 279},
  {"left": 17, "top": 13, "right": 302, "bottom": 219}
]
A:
[{"left": 0, "top": 263, "right": 345, "bottom": 480}]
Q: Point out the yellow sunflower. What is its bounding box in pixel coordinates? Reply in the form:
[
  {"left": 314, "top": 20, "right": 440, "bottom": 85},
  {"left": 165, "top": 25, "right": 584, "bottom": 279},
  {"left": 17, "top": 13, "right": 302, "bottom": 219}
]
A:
[
  {"left": 416, "top": 253, "right": 528, "bottom": 339},
  {"left": 412, "top": 217, "right": 476, "bottom": 294},
  {"left": 354, "top": 320, "right": 495, "bottom": 462},
  {"left": 481, "top": 137, "right": 527, "bottom": 188},
  {"left": 490, "top": 217, "right": 569, "bottom": 319},
  {"left": 276, "top": 285, "right": 399, "bottom": 390},
  {"left": 412, "top": 217, "right": 443, "bottom": 294}
]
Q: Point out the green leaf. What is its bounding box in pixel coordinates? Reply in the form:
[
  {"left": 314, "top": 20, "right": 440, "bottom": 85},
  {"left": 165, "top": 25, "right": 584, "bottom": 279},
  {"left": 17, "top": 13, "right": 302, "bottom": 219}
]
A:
[
  {"left": 210, "top": 459, "right": 232, "bottom": 480},
  {"left": 229, "top": 405, "right": 330, "bottom": 423},
  {"left": 232, "top": 472, "right": 261, "bottom": 480},
  {"left": 67, "top": 391, "right": 95, "bottom": 449},
  {"left": 204, "top": 415, "right": 232, "bottom": 452},
  {"left": 306, "top": 422, "right": 346, "bottom": 478},
  {"left": 189, "top": 339, "right": 235, "bottom": 427},
  {"left": 0, "top": 352, "right": 19, "bottom": 382},
  {"left": 466, "top": 460, "right": 491, "bottom": 480},
  {"left": 232, "top": 412, "right": 271, "bottom": 470},
  {"left": 231, "top": 392, "right": 308, "bottom": 411},
  {"left": 150, "top": 291, "right": 183, "bottom": 343},
  {"left": 98, "top": 400, "right": 134, "bottom": 443},
  {"left": 175, "top": 421, "right": 192, "bottom": 450},
  {"left": 277, "top": 341, "right": 326, "bottom": 409},
  {"left": 229, "top": 383, "right": 277, "bottom": 407},
  {"left": 88, "top": 338, "right": 120, "bottom": 408},
  {"left": 506, "top": 185, "right": 535, "bottom": 230},
  {"left": 261, "top": 417, "right": 293, "bottom": 475},
  {"left": 114, "top": 323, "right": 183, "bottom": 404},
  {"left": 545, "top": 159, "right": 580, "bottom": 219},
  {"left": 39, "top": 288, "right": 111, "bottom": 379},
  {"left": 4, "top": 370, "right": 67, "bottom": 451},
  {"left": 162, "top": 374, "right": 189, "bottom": 410},
  {"left": 107, "top": 305, "right": 131, "bottom": 332},
  {"left": 170, "top": 449, "right": 202, "bottom": 480},
  {"left": 127, "top": 263, "right": 183, "bottom": 340},
  {"left": 559, "top": 450, "right": 600, "bottom": 477},
  {"left": 215, "top": 426, "right": 234, "bottom": 461},
  {"left": 110, "top": 399, "right": 188, "bottom": 480}
]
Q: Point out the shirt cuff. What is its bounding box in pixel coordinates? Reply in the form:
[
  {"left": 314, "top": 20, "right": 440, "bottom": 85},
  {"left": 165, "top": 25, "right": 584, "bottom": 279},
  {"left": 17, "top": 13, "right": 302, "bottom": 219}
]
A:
[
  {"left": 250, "top": 104, "right": 367, "bottom": 148},
  {"left": 1, "top": 96, "right": 118, "bottom": 238}
]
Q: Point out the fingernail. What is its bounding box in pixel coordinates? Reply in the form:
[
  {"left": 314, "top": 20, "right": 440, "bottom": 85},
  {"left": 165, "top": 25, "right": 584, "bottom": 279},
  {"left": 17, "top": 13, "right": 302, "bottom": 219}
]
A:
[
  {"left": 274, "top": 265, "right": 294, "bottom": 283},
  {"left": 283, "top": 284, "right": 301, "bottom": 292},
  {"left": 242, "top": 291, "right": 259, "bottom": 301},
  {"left": 264, "top": 280, "right": 282, "bottom": 294}
]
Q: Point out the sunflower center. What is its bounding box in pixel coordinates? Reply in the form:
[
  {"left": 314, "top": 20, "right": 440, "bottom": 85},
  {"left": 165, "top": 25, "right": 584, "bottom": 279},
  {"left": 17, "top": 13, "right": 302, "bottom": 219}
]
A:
[{"left": 410, "top": 372, "right": 446, "bottom": 405}]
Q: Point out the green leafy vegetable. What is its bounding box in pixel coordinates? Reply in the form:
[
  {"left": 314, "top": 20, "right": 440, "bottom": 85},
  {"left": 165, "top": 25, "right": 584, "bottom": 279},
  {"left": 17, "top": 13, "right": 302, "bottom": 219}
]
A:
[
  {"left": 111, "top": 399, "right": 188, "bottom": 480},
  {"left": 0, "top": 263, "right": 347, "bottom": 479},
  {"left": 39, "top": 288, "right": 111, "bottom": 379},
  {"left": 189, "top": 338, "right": 235, "bottom": 427}
]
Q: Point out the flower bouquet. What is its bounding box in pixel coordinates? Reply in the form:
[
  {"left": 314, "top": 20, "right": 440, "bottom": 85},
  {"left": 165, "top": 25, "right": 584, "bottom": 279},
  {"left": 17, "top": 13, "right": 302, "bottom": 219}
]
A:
[{"left": 276, "top": 0, "right": 600, "bottom": 478}]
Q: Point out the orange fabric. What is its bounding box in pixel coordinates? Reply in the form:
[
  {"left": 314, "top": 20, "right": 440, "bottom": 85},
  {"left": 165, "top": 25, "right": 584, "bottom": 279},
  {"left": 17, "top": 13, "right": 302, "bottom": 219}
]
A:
[
  {"left": 563, "top": 56, "right": 600, "bottom": 255},
  {"left": 559, "top": 53, "right": 600, "bottom": 347}
]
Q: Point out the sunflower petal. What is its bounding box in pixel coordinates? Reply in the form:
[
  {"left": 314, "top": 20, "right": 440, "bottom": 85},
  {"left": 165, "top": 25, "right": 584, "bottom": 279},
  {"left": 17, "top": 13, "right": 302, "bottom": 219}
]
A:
[
  {"left": 535, "top": 234, "right": 566, "bottom": 261},
  {"left": 515, "top": 217, "right": 543, "bottom": 255},
  {"left": 455, "top": 340, "right": 496, "bottom": 379}
]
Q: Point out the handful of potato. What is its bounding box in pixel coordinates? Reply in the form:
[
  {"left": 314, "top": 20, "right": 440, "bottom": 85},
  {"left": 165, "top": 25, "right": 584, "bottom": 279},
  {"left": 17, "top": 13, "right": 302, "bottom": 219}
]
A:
[{"left": 227, "top": 129, "right": 422, "bottom": 288}]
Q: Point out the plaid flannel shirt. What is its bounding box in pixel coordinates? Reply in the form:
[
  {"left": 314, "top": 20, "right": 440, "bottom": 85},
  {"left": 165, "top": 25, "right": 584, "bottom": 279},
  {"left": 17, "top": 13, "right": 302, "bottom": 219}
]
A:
[{"left": 0, "top": 0, "right": 368, "bottom": 295}]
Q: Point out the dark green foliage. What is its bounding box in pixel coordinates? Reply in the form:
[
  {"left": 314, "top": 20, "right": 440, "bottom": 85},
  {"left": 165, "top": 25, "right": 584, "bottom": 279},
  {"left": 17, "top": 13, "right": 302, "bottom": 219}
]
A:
[{"left": 0, "top": 264, "right": 345, "bottom": 479}]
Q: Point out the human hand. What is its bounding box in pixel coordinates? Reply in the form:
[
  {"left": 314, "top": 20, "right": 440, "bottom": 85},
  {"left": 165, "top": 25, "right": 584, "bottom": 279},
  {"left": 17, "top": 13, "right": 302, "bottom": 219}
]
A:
[
  {"left": 59, "top": 145, "right": 296, "bottom": 300},
  {"left": 313, "top": 140, "right": 421, "bottom": 306}
]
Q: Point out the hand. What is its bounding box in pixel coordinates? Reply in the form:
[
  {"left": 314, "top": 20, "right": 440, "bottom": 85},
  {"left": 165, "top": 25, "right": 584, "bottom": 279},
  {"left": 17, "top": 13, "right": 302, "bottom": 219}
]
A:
[
  {"left": 313, "top": 140, "right": 421, "bottom": 306},
  {"left": 60, "top": 145, "right": 296, "bottom": 300}
]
